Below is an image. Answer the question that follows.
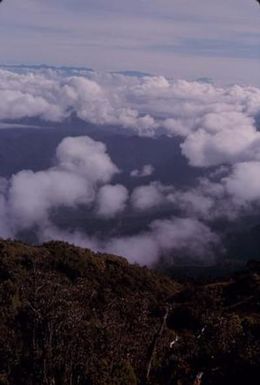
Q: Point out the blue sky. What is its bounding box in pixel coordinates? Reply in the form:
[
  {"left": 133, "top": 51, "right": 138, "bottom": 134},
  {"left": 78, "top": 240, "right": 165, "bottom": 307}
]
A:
[{"left": 0, "top": 0, "right": 259, "bottom": 84}]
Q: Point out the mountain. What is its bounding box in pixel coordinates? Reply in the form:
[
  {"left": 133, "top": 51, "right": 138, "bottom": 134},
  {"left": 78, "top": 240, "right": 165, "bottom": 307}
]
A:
[
  {"left": 0, "top": 240, "right": 260, "bottom": 385},
  {"left": 112, "top": 71, "right": 152, "bottom": 78},
  {"left": 0, "top": 64, "right": 94, "bottom": 76}
]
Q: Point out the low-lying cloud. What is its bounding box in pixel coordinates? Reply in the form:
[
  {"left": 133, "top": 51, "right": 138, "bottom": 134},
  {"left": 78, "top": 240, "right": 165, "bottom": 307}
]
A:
[
  {"left": 1, "top": 136, "right": 119, "bottom": 233},
  {"left": 0, "top": 134, "right": 222, "bottom": 264},
  {"left": 1, "top": 67, "right": 260, "bottom": 172},
  {"left": 106, "top": 217, "right": 220, "bottom": 265},
  {"left": 130, "top": 164, "right": 154, "bottom": 178},
  {"left": 1, "top": 66, "right": 260, "bottom": 265},
  {"left": 95, "top": 184, "right": 128, "bottom": 218}
]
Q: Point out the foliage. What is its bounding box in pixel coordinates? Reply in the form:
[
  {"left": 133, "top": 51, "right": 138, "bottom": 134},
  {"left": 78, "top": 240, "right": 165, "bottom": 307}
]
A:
[{"left": 0, "top": 240, "right": 259, "bottom": 385}]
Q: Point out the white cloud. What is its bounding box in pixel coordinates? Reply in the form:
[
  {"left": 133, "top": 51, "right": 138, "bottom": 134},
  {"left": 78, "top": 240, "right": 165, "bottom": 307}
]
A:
[
  {"left": 224, "top": 161, "right": 260, "bottom": 203},
  {"left": 106, "top": 233, "right": 159, "bottom": 265},
  {"left": 1, "top": 68, "right": 260, "bottom": 146},
  {"left": 96, "top": 184, "right": 128, "bottom": 218},
  {"left": 107, "top": 217, "right": 219, "bottom": 265},
  {"left": 131, "top": 182, "right": 167, "bottom": 211},
  {"left": 39, "top": 223, "right": 100, "bottom": 252},
  {"left": 171, "top": 189, "right": 215, "bottom": 217},
  {"left": 5, "top": 135, "right": 119, "bottom": 232},
  {"left": 1, "top": 68, "right": 260, "bottom": 264},
  {"left": 130, "top": 164, "right": 154, "bottom": 178},
  {"left": 151, "top": 216, "right": 219, "bottom": 259},
  {"left": 56, "top": 136, "right": 118, "bottom": 183},
  {"left": 181, "top": 112, "right": 259, "bottom": 167},
  {"left": 9, "top": 169, "right": 92, "bottom": 229},
  {"left": 0, "top": 131, "right": 222, "bottom": 266},
  {"left": 1, "top": 68, "right": 260, "bottom": 167}
]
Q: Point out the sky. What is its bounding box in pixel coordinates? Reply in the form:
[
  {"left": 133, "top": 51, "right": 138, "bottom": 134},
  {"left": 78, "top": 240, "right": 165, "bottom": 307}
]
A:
[{"left": 0, "top": 0, "right": 259, "bottom": 85}]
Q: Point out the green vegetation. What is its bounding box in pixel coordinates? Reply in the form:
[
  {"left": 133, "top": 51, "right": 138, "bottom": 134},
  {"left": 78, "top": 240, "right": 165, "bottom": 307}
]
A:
[{"left": 0, "top": 239, "right": 259, "bottom": 385}]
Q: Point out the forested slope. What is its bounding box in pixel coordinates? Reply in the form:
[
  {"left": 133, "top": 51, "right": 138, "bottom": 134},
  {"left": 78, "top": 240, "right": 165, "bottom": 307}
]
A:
[{"left": 0, "top": 240, "right": 259, "bottom": 385}]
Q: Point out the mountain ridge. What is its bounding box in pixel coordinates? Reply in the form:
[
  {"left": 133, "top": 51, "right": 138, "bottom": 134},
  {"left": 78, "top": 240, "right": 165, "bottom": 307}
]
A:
[{"left": 0, "top": 239, "right": 259, "bottom": 385}]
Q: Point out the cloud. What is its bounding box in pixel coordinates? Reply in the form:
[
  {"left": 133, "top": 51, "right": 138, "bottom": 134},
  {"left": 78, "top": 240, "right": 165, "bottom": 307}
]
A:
[
  {"left": 150, "top": 216, "right": 219, "bottom": 259},
  {"left": 39, "top": 223, "right": 100, "bottom": 253},
  {"left": 1, "top": 67, "right": 260, "bottom": 163},
  {"left": 224, "top": 161, "right": 260, "bottom": 203},
  {"left": 1, "top": 67, "right": 260, "bottom": 265},
  {"left": 0, "top": 132, "right": 222, "bottom": 266},
  {"left": 4, "top": 135, "right": 119, "bottom": 232},
  {"left": 0, "top": 69, "right": 157, "bottom": 134},
  {"left": 170, "top": 188, "right": 215, "bottom": 218},
  {"left": 9, "top": 169, "right": 92, "bottom": 229},
  {"left": 56, "top": 136, "right": 118, "bottom": 183},
  {"left": 95, "top": 184, "right": 128, "bottom": 218},
  {"left": 181, "top": 112, "right": 259, "bottom": 167},
  {"left": 105, "top": 233, "right": 159, "bottom": 265},
  {"left": 129, "top": 175, "right": 244, "bottom": 222},
  {"left": 131, "top": 182, "right": 167, "bottom": 211},
  {"left": 130, "top": 164, "right": 154, "bottom": 178},
  {"left": 106, "top": 217, "right": 220, "bottom": 265}
]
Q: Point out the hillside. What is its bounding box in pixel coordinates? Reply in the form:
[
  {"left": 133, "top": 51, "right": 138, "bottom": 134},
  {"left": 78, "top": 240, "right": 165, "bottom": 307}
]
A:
[{"left": 0, "top": 240, "right": 260, "bottom": 385}]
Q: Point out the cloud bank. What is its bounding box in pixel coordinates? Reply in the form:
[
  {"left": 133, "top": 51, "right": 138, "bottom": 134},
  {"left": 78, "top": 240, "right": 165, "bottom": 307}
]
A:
[
  {"left": 1, "top": 67, "right": 260, "bottom": 141},
  {"left": 1, "top": 67, "right": 260, "bottom": 264},
  {"left": 0, "top": 133, "right": 221, "bottom": 265}
]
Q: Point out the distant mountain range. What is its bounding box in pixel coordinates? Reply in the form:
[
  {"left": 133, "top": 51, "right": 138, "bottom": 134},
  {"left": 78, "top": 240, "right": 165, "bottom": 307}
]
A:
[{"left": 0, "top": 64, "right": 153, "bottom": 78}]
